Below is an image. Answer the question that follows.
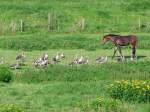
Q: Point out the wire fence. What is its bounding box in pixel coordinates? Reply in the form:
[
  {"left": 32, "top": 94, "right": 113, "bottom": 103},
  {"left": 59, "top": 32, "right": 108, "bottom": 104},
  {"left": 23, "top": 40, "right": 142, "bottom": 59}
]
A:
[
  {"left": 0, "top": 13, "right": 149, "bottom": 35},
  {"left": 0, "top": 12, "right": 86, "bottom": 34}
]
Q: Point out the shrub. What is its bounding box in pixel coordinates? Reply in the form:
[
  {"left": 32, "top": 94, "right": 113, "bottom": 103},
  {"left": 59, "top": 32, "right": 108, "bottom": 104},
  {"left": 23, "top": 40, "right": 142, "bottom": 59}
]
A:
[
  {"left": 0, "top": 66, "right": 13, "bottom": 83},
  {"left": 107, "top": 80, "right": 150, "bottom": 102},
  {"left": 0, "top": 104, "right": 24, "bottom": 112}
]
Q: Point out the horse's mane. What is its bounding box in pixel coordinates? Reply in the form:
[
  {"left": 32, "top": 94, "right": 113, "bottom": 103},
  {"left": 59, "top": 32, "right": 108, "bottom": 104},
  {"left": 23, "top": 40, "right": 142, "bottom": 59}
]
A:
[{"left": 103, "top": 34, "right": 120, "bottom": 38}]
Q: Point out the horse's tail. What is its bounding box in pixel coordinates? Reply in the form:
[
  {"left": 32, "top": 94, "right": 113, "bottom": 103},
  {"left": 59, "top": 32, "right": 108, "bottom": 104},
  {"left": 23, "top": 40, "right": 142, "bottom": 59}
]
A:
[
  {"left": 134, "top": 35, "right": 138, "bottom": 47},
  {"left": 131, "top": 35, "right": 137, "bottom": 58}
]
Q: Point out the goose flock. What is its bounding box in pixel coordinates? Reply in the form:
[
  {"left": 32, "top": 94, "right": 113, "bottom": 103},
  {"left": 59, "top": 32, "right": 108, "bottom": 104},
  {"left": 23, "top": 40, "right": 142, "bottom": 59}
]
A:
[
  {"left": 1, "top": 52, "right": 110, "bottom": 70},
  {"left": 69, "top": 55, "right": 89, "bottom": 66}
]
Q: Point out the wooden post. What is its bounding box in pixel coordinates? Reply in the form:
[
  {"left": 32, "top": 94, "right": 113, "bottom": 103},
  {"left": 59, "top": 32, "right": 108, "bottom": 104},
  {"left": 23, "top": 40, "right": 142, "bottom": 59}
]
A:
[
  {"left": 20, "top": 19, "right": 24, "bottom": 32},
  {"left": 54, "top": 13, "right": 56, "bottom": 31},
  {"left": 138, "top": 17, "right": 141, "bottom": 30},
  {"left": 48, "top": 13, "right": 51, "bottom": 31},
  {"left": 48, "top": 12, "right": 59, "bottom": 32}
]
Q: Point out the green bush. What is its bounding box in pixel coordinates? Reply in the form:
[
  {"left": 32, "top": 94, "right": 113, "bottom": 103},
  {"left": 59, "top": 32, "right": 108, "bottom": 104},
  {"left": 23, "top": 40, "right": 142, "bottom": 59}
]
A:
[
  {"left": 107, "top": 80, "right": 150, "bottom": 102},
  {"left": 0, "top": 104, "right": 24, "bottom": 112},
  {"left": 0, "top": 66, "right": 13, "bottom": 83}
]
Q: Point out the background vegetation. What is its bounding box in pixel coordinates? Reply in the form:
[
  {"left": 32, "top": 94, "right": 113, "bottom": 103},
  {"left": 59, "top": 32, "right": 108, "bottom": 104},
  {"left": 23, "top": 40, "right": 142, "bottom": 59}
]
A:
[{"left": 0, "top": 0, "right": 150, "bottom": 34}]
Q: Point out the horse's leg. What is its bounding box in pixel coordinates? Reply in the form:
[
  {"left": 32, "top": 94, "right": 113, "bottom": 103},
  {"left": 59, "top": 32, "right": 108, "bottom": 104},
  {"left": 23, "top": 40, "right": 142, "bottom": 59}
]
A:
[
  {"left": 112, "top": 46, "right": 117, "bottom": 59},
  {"left": 131, "top": 46, "right": 136, "bottom": 60},
  {"left": 118, "top": 46, "right": 124, "bottom": 59}
]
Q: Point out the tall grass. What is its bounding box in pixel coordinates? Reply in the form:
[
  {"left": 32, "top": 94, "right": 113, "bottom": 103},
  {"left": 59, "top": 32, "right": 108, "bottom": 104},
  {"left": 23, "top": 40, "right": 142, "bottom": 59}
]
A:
[
  {"left": 0, "top": 0, "right": 150, "bottom": 33},
  {"left": 0, "top": 33, "right": 149, "bottom": 50},
  {"left": 0, "top": 34, "right": 108, "bottom": 50},
  {"left": 1, "top": 61, "right": 150, "bottom": 112},
  {"left": 13, "top": 61, "right": 150, "bottom": 83}
]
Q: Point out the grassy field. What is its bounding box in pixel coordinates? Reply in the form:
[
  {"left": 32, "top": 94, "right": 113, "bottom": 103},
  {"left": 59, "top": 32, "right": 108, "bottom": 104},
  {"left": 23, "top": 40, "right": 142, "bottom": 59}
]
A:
[
  {"left": 0, "top": 49, "right": 150, "bottom": 112},
  {"left": 0, "top": 0, "right": 150, "bottom": 112},
  {"left": 0, "top": 0, "right": 150, "bottom": 34},
  {"left": 0, "top": 33, "right": 150, "bottom": 50}
]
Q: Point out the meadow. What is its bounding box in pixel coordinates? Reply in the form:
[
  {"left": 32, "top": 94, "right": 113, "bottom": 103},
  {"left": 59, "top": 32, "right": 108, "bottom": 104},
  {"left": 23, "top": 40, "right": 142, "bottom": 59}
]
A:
[
  {"left": 0, "top": 49, "right": 150, "bottom": 112},
  {"left": 0, "top": 0, "right": 150, "bottom": 34},
  {"left": 0, "top": 0, "right": 150, "bottom": 112}
]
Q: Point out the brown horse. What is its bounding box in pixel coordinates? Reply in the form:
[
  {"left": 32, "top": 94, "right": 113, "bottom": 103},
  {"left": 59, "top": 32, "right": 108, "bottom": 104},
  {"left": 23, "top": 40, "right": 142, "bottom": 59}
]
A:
[{"left": 102, "top": 34, "right": 138, "bottom": 60}]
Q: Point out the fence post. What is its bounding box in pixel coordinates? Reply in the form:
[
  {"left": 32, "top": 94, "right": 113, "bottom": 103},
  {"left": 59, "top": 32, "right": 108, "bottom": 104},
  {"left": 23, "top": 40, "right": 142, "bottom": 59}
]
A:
[
  {"left": 138, "top": 17, "right": 141, "bottom": 30},
  {"left": 48, "top": 12, "right": 59, "bottom": 32},
  {"left": 20, "top": 19, "right": 24, "bottom": 32},
  {"left": 81, "top": 18, "right": 85, "bottom": 30},
  {"left": 48, "top": 13, "right": 51, "bottom": 31},
  {"left": 55, "top": 13, "right": 59, "bottom": 32},
  {"left": 53, "top": 14, "right": 57, "bottom": 31}
]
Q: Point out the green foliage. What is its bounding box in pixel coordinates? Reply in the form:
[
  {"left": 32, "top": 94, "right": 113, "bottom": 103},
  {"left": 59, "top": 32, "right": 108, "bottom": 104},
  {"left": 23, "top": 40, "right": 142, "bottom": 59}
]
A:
[
  {"left": 107, "top": 80, "right": 150, "bottom": 102},
  {"left": 0, "top": 104, "right": 24, "bottom": 112},
  {"left": 0, "top": 66, "right": 13, "bottom": 83}
]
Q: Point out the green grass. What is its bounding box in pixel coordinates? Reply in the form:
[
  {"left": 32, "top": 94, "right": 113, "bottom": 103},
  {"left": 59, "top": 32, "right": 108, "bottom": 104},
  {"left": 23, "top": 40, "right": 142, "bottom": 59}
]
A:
[
  {"left": 14, "top": 62, "right": 150, "bottom": 83},
  {"left": 0, "top": 0, "right": 150, "bottom": 34},
  {"left": 0, "top": 82, "right": 149, "bottom": 112},
  {"left": 0, "top": 82, "right": 107, "bottom": 112},
  {"left": 0, "top": 49, "right": 149, "bottom": 65},
  {"left": 0, "top": 0, "right": 150, "bottom": 111},
  {"left": 0, "top": 33, "right": 150, "bottom": 50},
  {"left": 0, "top": 49, "right": 149, "bottom": 112}
]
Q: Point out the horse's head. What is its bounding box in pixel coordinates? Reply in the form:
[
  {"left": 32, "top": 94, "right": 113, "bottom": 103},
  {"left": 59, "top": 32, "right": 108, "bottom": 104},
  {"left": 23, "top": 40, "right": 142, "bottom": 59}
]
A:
[
  {"left": 102, "top": 35, "right": 112, "bottom": 44},
  {"left": 102, "top": 34, "right": 119, "bottom": 44}
]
